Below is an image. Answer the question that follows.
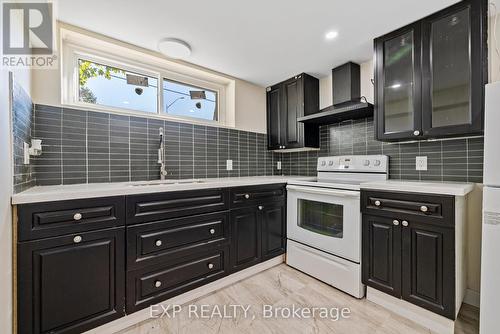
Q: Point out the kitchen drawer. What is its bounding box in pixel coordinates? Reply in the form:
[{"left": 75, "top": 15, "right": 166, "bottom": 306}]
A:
[
  {"left": 126, "top": 246, "right": 229, "bottom": 313},
  {"left": 126, "top": 188, "right": 229, "bottom": 225},
  {"left": 127, "top": 212, "right": 230, "bottom": 270},
  {"left": 361, "top": 190, "right": 455, "bottom": 226},
  {"left": 17, "top": 197, "right": 125, "bottom": 241},
  {"left": 230, "top": 184, "right": 286, "bottom": 208}
]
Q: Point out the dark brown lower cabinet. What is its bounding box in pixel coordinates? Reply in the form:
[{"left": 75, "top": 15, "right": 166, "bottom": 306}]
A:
[
  {"left": 362, "top": 214, "right": 456, "bottom": 319},
  {"left": 401, "top": 220, "right": 455, "bottom": 318},
  {"left": 261, "top": 202, "right": 286, "bottom": 260},
  {"left": 230, "top": 207, "right": 262, "bottom": 271},
  {"left": 18, "top": 227, "right": 125, "bottom": 334},
  {"left": 126, "top": 246, "right": 229, "bottom": 313},
  {"left": 230, "top": 200, "right": 286, "bottom": 272},
  {"left": 362, "top": 215, "right": 401, "bottom": 297}
]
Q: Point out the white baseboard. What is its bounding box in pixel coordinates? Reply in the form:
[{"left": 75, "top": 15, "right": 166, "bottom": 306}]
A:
[
  {"left": 463, "top": 289, "right": 480, "bottom": 308},
  {"left": 85, "top": 255, "right": 285, "bottom": 334},
  {"left": 366, "top": 287, "right": 454, "bottom": 334}
]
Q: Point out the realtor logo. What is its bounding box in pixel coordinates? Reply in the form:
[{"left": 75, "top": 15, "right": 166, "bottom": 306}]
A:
[{"left": 2, "top": 1, "right": 56, "bottom": 68}]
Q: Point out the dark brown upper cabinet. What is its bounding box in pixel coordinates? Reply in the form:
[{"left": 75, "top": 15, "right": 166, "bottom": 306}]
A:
[
  {"left": 266, "top": 73, "right": 319, "bottom": 150},
  {"left": 375, "top": 0, "right": 487, "bottom": 141}
]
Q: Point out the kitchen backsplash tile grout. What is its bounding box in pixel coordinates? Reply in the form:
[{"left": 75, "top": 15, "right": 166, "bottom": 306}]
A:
[{"left": 23, "top": 104, "right": 484, "bottom": 188}]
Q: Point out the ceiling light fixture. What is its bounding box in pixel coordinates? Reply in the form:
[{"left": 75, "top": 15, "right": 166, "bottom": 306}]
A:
[
  {"left": 158, "top": 38, "right": 192, "bottom": 59},
  {"left": 325, "top": 31, "right": 339, "bottom": 40}
]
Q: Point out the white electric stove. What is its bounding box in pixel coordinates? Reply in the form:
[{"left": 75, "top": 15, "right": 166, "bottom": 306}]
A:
[{"left": 286, "top": 155, "right": 388, "bottom": 298}]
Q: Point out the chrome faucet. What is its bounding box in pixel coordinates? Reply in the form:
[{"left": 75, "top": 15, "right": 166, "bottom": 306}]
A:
[{"left": 158, "top": 127, "right": 167, "bottom": 180}]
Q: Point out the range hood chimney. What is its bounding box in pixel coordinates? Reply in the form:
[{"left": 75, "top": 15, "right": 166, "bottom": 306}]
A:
[
  {"left": 298, "top": 62, "right": 373, "bottom": 125},
  {"left": 333, "top": 62, "right": 361, "bottom": 106}
]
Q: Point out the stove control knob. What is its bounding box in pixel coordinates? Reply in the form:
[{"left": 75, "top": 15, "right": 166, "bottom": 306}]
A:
[
  {"left": 321, "top": 161, "right": 326, "bottom": 166},
  {"left": 363, "top": 160, "right": 370, "bottom": 166},
  {"left": 328, "top": 160, "right": 334, "bottom": 166},
  {"left": 373, "top": 160, "right": 381, "bottom": 167}
]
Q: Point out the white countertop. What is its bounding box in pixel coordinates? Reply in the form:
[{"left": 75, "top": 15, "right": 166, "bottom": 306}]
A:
[
  {"left": 11, "top": 176, "right": 315, "bottom": 205},
  {"left": 360, "top": 180, "right": 475, "bottom": 196}
]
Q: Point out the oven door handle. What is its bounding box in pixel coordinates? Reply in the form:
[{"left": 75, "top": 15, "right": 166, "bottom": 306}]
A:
[{"left": 286, "top": 185, "right": 360, "bottom": 198}]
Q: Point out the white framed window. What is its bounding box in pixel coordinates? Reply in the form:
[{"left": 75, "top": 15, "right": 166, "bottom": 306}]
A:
[{"left": 61, "top": 28, "right": 234, "bottom": 126}]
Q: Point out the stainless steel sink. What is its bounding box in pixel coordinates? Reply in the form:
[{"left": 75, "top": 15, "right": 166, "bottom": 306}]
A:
[{"left": 129, "top": 180, "right": 205, "bottom": 187}]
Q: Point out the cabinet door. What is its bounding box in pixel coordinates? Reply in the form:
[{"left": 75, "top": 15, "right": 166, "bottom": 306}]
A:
[
  {"left": 362, "top": 215, "right": 401, "bottom": 297},
  {"left": 261, "top": 201, "right": 286, "bottom": 260},
  {"left": 281, "top": 76, "right": 304, "bottom": 149},
  {"left": 375, "top": 23, "right": 422, "bottom": 141},
  {"left": 401, "top": 220, "right": 455, "bottom": 319},
  {"left": 18, "top": 228, "right": 125, "bottom": 334},
  {"left": 266, "top": 84, "right": 282, "bottom": 150},
  {"left": 230, "top": 207, "right": 261, "bottom": 272},
  {"left": 422, "top": 0, "right": 486, "bottom": 137}
]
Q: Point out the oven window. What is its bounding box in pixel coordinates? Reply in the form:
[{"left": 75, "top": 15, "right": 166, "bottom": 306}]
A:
[{"left": 297, "top": 199, "right": 343, "bottom": 238}]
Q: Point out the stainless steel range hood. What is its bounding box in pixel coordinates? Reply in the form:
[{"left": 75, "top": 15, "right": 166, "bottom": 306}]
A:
[{"left": 298, "top": 62, "right": 373, "bottom": 125}]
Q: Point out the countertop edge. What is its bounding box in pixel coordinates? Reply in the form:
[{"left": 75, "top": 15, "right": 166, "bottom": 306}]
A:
[
  {"left": 360, "top": 181, "right": 476, "bottom": 197},
  {"left": 11, "top": 177, "right": 315, "bottom": 205}
]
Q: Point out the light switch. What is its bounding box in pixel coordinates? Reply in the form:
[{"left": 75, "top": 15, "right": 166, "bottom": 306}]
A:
[
  {"left": 416, "top": 156, "right": 427, "bottom": 171},
  {"left": 277, "top": 161, "right": 282, "bottom": 170},
  {"left": 226, "top": 159, "right": 233, "bottom": 171}
]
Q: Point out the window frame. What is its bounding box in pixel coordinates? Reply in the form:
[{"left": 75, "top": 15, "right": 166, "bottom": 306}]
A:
[{"left": 62, "top": 35, "right": 229, "bottom": 126}]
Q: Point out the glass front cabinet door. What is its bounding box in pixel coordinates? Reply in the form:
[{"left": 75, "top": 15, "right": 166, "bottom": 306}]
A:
[
  {"left": 421, "top": 0, "right": 486, "bottom": 137},
  {"left": 375, "top": 23, "right": 422, "bottom": 141},
  {"left": 374, "top": 0, "right": 486, "bottom": 141}
]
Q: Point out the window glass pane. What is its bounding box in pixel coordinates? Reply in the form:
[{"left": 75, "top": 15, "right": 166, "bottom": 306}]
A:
[
  {"left": 297, "top": 199, "right": 343, "bottom": 238},
  {"left": 78, "top": 59, "right": 158, "bottom": 113},
  {"left": 163, "top": 79, "right": 217, "bottom": 121},
  {"left": 431, "top": 8, "right": 471, "bottom": 127},
  {"left": 383, "top": 31, "right": 414, "bottom": 133}
]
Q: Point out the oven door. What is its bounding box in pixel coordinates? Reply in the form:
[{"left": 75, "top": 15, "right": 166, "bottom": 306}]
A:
[{"left": 286, "top": 184, "right": 361, "bottom": 263}]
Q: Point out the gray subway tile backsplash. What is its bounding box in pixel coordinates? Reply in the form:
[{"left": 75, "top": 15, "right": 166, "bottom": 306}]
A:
[
  {"left": 279, "top": 117, "right": 484, "bottom": 183},
  {"left": 25, "top": 105, "right": 484, "bottom": 187}
]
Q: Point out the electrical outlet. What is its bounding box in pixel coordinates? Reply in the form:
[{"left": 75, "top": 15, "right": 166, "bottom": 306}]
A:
[
  {"left": 416, "top": 156, "right": 427, "bottom": 171},
  {"left": 277, "top": 161, "right": 282, "bottom": 170},
  {"left": 226, "top": 159, "right": 233, "bottom": 171}
]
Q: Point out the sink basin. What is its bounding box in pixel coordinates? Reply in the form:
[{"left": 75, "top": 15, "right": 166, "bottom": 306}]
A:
[{"left": 129, "top": 180, "right": 205, "bottom": 187}]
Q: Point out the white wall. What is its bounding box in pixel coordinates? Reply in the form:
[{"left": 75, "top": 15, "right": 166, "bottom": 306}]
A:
[{"left": 31, "top": 23, "right": 267, "bottom": 133}]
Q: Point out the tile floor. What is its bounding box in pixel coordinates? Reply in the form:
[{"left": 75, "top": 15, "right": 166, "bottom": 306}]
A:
[{"left": 118, "top": 264, "right": 479, "bottom": 334}]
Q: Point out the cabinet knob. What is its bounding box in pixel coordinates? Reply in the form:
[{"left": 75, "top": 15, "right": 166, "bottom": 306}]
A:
[
  {"left": 258, "top": 205, "right": 264, "bottom": 210},
  {"left": 154, "top": 280, "right": 162, "bottom": 288},
  {"left": 393, "top": 220, "right": 400, "bottom": 226},
  {"left": 413, "top": 130, "right": 421, "bottom": 136},
  {"left": 155, "top": 240, "right": 162, "bottom": 247},
  {"left": 208, "top": 263, "right": 214, "bottom": 269},
  {"left": 73, "top": 213, "right": 82, "bottom": 221},
  {"left": 209, "top": 228, "right": 216, "bottom": 235},
  {"left": 420, "top": 205, "right": 428, "bottom": 213},
  {"left": 402, "top": 220, "right": 409, "bottom": 227},
  {"left": 73, "top": 235, "right": 82, "bottom": 243},
  {"left": 244, "top": 194, "right": 250, "bottom": 199},
  {"left": 374, "top": 200, "right": 381, "bottom": 206}
]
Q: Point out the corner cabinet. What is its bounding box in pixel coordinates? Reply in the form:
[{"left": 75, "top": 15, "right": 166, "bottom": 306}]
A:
[
  {"left": 375, "top": 0, "right": 487, "bottom": 141},
  {"left": 266, "top": 73, "right": 319, "bottom": 150}
]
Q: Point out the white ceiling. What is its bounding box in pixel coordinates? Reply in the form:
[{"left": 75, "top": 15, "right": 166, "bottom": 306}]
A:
[{"left": 56, "top": 0, "right": 463, "bottom": 87}]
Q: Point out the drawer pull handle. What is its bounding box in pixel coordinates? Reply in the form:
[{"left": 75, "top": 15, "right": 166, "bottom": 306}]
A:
[
  {"left": 258, "top": 205, "right": 264, "bottom": 210},
  {"left": 208, "top": 263, "right": 214, "bottom": 269},
  {"left": 73, "top": 235, "right": 82, "bottom": 243},
  {"left": 244, "top": 194, "right": 250, "bottom": 199},
  {"left": 73, "top": 213, "right": 82, "bottom": 221},
  {"left": 402, "top": 220, "right": 409, "bottom": 227},
  {"left": 393, "top": 220, "right": 399, "bottom": 226},
  {"left": 209, "top": 228, "right": 216, "bottom": 235},
  {"left": 374, "top": 200, "right": 381, "bottom": 206},
  {"left": 155, "top": 240, "right": 162, "bottom": 247},
  {"left": 154, "top": 280, "right": 162, "bottom": 288},
  {"left": 420, "top": 206, "right": 428, "bottom": 213}
]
